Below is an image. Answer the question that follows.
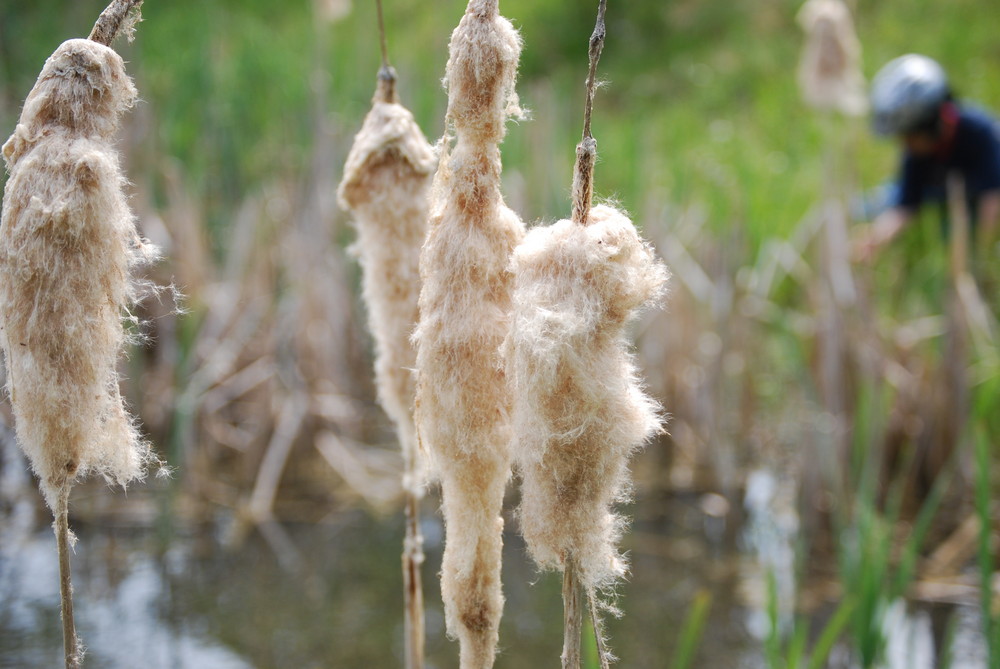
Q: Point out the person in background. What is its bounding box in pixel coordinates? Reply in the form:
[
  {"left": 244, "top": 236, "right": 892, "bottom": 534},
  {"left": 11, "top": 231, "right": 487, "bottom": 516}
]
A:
[{"left": 856, "top": 54, "right": 1000, "bottom": 260}]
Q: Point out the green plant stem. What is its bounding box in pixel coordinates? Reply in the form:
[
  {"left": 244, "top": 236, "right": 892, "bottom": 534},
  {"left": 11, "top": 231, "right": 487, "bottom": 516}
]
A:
[
  {"left": 55, "top": 485, "right": 79, "bottom": 669},
  {"left": 562, "top": 558, "right": 582, "bottom": 669}
]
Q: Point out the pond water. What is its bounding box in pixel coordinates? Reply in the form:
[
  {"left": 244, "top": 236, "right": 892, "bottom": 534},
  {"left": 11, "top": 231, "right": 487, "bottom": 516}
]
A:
[{"left": 0, "top": 479, "right": 989, "bottom": 668}]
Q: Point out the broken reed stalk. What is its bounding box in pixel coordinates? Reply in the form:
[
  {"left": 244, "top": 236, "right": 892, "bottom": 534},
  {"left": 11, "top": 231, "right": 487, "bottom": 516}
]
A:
[
  {"left": 504, "top": 2, "right": 669, "bottom": 666},
  {"left": 0, "top": 5, "right": 154, "bottom": 665},
  {"left": 88, "top": 0, "right": 144, "bottom": 47},
  {"left": 413, "top": 0, "right": 525, "bottom": 666},
  {"left": 337, "top": 36, "right": 436, "bottom": 668}
]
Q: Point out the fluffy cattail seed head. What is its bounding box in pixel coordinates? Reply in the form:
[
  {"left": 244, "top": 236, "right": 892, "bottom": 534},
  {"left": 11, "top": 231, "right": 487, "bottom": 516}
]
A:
[
  {"left": 413, "top": 1, "right": 525, "bottom": 665},
  {"left": 0, "top": 39, "right": 155, "bottom": 509},
  {"left": 337, "top": 88, "right": 435, "bottom": 494},
  {"left": 796, "top": 0, "right": 868, "bottom": 116},
  {"left": 504, "top": 204, "right": 668, "bottom": 590}
]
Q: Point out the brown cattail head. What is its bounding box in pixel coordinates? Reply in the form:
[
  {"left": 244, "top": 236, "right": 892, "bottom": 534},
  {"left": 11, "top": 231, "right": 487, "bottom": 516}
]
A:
[
  {"left": 504, "top": 204, "right": 669, "bottom": 590},
  {"left": 337, "top": 84, "right": 435, "bottom": 493},
  {"left": 413, "top": 1, "right": 525, "bottom": 665},
  {"left": 0, "top": 39, "right": 156, "bottom": 509},
  {"left": 796, "top": 0, "right": 867, "bottom": 116}
]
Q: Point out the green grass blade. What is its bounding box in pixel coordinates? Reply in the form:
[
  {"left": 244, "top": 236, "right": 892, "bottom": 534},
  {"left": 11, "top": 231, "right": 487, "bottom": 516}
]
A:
[
  {"left": 807, "top": 598, "right": 855, "bottom": 669},
  {"left": 672, "top": 589, "right": 712, "bottom": 669}
]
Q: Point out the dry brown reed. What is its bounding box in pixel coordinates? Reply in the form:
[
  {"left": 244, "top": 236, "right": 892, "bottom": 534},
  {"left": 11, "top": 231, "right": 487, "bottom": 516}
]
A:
[
  {"left": 412, "top": 0, "right": 525, "bottom": 665},
  {"left": 796, "top": 0, "right": 867, "bottom": 116},
  {"left": 338, "top": 63, "right": 436, "bottom": 669}
]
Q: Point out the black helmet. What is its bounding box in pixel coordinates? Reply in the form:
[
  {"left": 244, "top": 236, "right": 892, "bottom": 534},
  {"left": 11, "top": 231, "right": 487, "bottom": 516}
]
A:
[{"left": 870, "top": 54, "right": 950, "bottom": 136}]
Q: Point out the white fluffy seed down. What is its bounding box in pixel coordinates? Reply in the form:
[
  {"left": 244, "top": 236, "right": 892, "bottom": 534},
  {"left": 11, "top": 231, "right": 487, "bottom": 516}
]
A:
[
  {"left": 503, "top": 205, "right": 668, "bottom": 591},
  {"left": 338, "top": 85, "right": 436, "bottom": 493},
  {"left": 0, "top": 39, "right": 157, "bottom": 510},
  {"left": 797, "top": 0, "right": 867, "bottom": 116},
  {"left": 412, "top": 1, "right": 524, "bottom": 666}
]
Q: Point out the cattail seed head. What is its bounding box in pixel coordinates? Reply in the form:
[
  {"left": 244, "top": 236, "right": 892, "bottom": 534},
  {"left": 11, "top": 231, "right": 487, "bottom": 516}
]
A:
[
  {"left": 413, "top": 1, "right": 525, "bottom": 665},
  {"left": 338, "top": 86, "right": 435, "bottom": 493},
  {"left": 0, "top": 39, "right": 156, "bottom": 509},
  {"left": 796, "top": 0, "right": 868, "bottom": 116},
  {"left": 504, "top": 204, "right": 668, "bottom": 590}
]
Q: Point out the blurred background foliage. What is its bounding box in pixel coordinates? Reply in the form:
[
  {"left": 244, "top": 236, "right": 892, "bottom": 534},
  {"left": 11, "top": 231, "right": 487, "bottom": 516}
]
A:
[{"left": 2, "top": 0, "right": 998, "bottom": 242}]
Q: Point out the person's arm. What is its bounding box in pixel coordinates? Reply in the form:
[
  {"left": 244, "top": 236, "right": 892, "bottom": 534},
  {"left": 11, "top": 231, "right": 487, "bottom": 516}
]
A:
[{"left": 854, "top": 206, "right": 914, "bottom": 262}]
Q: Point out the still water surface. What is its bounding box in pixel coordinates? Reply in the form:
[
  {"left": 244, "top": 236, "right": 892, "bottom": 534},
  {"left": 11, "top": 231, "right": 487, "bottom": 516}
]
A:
[{"left": 0, "top": 482, "right": 987, "bottom": 668}]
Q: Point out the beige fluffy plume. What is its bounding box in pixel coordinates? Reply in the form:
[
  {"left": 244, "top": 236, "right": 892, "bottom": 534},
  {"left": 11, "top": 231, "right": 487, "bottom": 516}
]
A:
[
  {"left": 0, "top": 38, "right": 157, "bottom": 510},
  {"left": 504, "top": 204, "right": 668, "bottom": 591},
  {"left": 338, "top": 75, "right": 435, "bottom": 493},
  {"left": 797, "top": 0, "right": 868, "bottom": 116},
  {"left": 412, "top": 0, "right": 525, "bottom": 666}
]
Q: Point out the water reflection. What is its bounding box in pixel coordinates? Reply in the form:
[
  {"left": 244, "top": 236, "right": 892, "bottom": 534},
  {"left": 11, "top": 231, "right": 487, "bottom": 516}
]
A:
[{"left": 0, "top": 486, "right": 988, "bottom": 668}]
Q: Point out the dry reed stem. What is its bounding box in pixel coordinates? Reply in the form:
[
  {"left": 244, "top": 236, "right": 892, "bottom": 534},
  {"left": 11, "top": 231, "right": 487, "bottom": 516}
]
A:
[
  {"left": 55, "top": 486, "right": 80, "bottom": 669},
  {"left": 562, "top": 558, "right": 582, "bottom": 669},
  {"left": 504, "top": 205, "right": 667, "bottom": 588},
  {"left": 338, "top": 66, "right": 436, "bottom": 669},
  {"left": 413, "top": 0, "right": 525, "bottom": 665},
  {"left": 796, "top": 0, "right": 867, "bottom": 116},
  {"left": 88, "top": 0, "right": 144, "bottom": 47},
  {"left": 403, "top": 489, "right": 426, "bottom": 669}
]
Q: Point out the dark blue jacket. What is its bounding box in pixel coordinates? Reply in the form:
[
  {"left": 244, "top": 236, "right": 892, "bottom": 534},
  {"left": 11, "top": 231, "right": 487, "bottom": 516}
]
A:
[{"left": 896, "top": 104, "right": 1000, "bottom": 224}]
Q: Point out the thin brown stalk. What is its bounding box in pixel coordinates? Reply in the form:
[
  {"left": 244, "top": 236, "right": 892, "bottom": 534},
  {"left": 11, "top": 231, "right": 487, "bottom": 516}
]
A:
[
  {"left": 572, "top": 0, "right": 608, "bottom": 226},
  {"left": 561, "top": 558, "right": 583, "bottom": 669},
  {"left": 55, "top": 486, "right": 80, "bottom": 669},
  {"left": 374, "top": 0, "right": 398, "bottom": 103},
  {"left": 404, "top": 492, "right": 426, "bottom": 669},
  {"left": 88, "top": 0, "right": 143, "bottom": 46},
  {"left": 375, "top": 0, "right": 390, "bottom": 69}
]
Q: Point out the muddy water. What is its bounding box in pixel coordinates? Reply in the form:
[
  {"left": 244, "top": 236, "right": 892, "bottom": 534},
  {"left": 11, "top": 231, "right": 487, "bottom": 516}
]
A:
[{"left": 0, "top": 483, "right": 988, "bottom": 668}]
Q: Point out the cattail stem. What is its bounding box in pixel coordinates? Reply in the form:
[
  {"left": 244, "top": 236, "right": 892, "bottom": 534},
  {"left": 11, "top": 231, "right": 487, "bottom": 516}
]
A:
[
  {"left": 403, "top": 490, "right": 425, "bottom": 669},
  {"left": 572, "top": 0, "right": 608, "bottom": 226},
  {"left": 88, "top": 0, "right": 143, "bottom": 46},
  {"left": 581, "top": 0, "right": 607, "bottom": 142},
  {"left": 374, "top": 0, "right": 398, "bottom": 102},
  {"left": 561, "top": 558, "right": 583, "bottom": 669},
  {"left": 375, "top": 0, "right": 390, "bottom": 69},
  {"left": 55, "top": 485, "right": 79, "bottom": 669}
]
